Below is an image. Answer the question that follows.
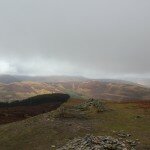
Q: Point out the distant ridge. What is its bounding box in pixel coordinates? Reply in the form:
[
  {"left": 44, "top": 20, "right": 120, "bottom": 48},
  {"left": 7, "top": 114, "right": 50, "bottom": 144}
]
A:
[
  {"left": 0, "top": 74, "right": 149, "bottom": 87},
  {"left": 0, "top": 75, "right": 21, "bottom": 84},
  {"left": 0, "top": 74, "right": 88, "bottom": 84}
]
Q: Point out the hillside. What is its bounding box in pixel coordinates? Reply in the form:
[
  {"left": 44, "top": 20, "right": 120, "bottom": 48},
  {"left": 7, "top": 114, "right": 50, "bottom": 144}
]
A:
[
  {"left": 0, "top": 82, "right": 62, "bottom": 102},
  {"left": 0, "top": 93, "right": 70, "bottom": 124},
  {"left": 52, "top": 81, "right": 150, "bottom": 101},
  {"left": 0, "top": 80, "right": 150, "bottom": 102}
]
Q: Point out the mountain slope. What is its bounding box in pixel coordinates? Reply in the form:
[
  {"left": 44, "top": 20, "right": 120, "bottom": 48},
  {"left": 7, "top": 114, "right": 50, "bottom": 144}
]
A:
[
  {"left": 52, "top": 81, "right": 150, "bottom": 101},
  {"left": 0, "top": 82, "right": 62, "bottom": 102},
  {"left": 0, "top": 80, "right": 150, "bottom": 102}
]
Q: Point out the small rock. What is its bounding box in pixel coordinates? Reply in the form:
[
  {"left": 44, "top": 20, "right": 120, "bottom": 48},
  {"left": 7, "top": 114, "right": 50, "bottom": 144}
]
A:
[
  {"left": 136, "top": 115, "right": 142, "bottom": 119},
  {"left": 51, "top": 145, "right": 56, "bottom": 148}
]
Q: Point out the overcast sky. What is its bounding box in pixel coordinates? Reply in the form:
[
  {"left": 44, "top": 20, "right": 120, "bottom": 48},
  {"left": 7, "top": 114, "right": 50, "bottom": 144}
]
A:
[{"left": 0, "top": 0, "right": 150, "bottom": 78}]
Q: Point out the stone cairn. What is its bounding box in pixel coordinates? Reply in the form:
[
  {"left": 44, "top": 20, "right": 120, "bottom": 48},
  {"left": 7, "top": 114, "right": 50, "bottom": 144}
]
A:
[
  {"left": 74, "top": 99, "right": 106, "bottom": 112},
  {"left": 57, "top": 134, "right": 135, "bottom": 150}
]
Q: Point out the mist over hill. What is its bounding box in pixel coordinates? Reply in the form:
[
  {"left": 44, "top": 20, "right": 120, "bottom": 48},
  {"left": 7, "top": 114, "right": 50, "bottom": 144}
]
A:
[
  {"left": 0, "top": 74, "right": 150, "bottom": 87},
  {"left": 0, "top": 75, "right": 88, "bottom": 84}
]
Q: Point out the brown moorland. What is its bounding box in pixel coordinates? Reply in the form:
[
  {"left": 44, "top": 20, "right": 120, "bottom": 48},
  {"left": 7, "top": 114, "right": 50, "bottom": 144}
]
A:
[
  {"left": 0, "top": 93, "right": 70, "bottom": 124},
  {"left": 1, "top": 80, "right": 150, "bottom": 102}
]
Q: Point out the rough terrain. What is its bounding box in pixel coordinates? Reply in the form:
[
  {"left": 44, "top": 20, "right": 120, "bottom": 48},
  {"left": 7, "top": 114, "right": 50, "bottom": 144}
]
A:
[{"left": 0, "top": 98, "right": 149, "bottom": 150}]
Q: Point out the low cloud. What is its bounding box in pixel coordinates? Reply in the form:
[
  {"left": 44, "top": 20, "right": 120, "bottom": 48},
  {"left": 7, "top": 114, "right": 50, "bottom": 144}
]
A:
[{"left": 0, "top": 0, "right": 150, "bottom": 78}]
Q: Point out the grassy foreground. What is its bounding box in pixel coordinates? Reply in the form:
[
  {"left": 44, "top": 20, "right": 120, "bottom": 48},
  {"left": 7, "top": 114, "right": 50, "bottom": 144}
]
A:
[{"left": 0, "top": 99, "right": 149, "bottom": 150}]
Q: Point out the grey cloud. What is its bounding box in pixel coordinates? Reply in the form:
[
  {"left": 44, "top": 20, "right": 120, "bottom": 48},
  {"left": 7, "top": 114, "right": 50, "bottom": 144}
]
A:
[{"left": 0, "top": 0, "right": 150, "bottom": 78}]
